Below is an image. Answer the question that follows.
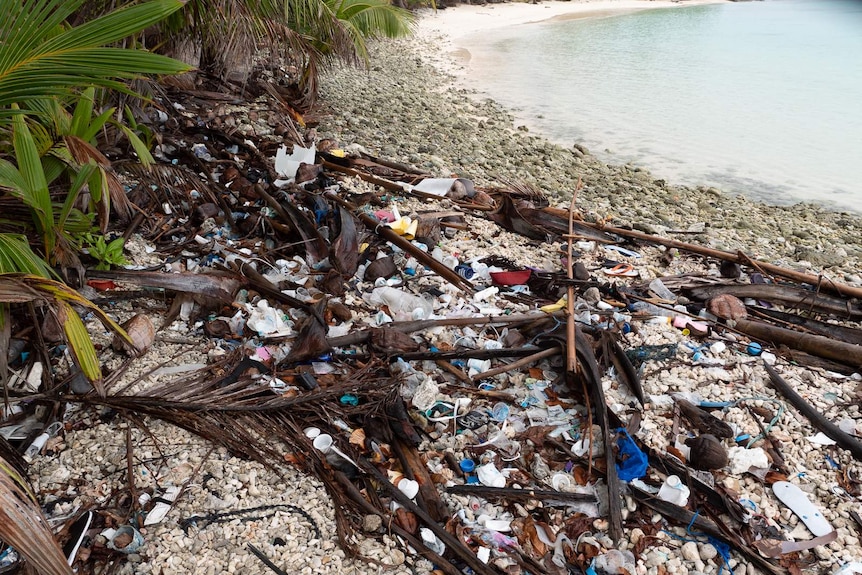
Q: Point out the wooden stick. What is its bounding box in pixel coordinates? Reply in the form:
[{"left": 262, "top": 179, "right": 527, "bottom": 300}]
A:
[
  {"left": 393, "top": 439, "right": 448, "bottom": 523},
  {"left": 325, "top": 192, "right": 473, "bottom": 292},
  {"left": 447, "top": 484, "right": 597, "bottom": 504},
  {"left": 327, "top": 312, "right": 561, "bottom": 348},
  {"left": 565, "top": 178, "right": 581, "bottom": 375},
  {"left": 471, "top": 346, "right": 560, "bottom": 382}
]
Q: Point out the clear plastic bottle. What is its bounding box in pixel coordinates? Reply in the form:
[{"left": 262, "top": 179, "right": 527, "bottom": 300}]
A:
[
  {"left": 649, "top": 278, "right": 677, "bottom": 302},
  {"left": 629, "top": 301, "right": 675, "bottom": 317},
  {"left": 365, "top": 287, "right": 433, "bottom": 320}
]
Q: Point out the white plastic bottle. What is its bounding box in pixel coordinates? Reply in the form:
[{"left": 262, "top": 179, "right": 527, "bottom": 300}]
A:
[{"left": 657, "top": 475, "right": 690, "bottom": 506}]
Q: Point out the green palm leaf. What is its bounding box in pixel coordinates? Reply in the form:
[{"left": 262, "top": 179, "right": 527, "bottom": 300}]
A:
[{"left": 0, "top": 0, "right": 191, "bottom": 119}]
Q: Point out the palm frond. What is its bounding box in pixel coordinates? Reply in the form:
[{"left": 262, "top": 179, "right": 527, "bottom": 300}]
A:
[
  {"left": 0, "top": 274, "right": 133, "bottom": 389},
  {"left": 0, "top": 457, "right": 72, "bottom": 575},
  {"left": 0, "top": 234, "right": 56, "bottom": 277},
  {"left": 0, "top": 0, "right": 191, "bottom": 119}
]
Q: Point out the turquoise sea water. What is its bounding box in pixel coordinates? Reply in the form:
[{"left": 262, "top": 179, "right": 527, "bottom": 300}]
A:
[{"left": 463, "top": 0, "right": 862, "bottom": 212}]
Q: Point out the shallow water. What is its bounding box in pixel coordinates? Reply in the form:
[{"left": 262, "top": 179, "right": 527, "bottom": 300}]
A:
[{"left": 464, "top": 0, "right": 862, "bottom": 212}]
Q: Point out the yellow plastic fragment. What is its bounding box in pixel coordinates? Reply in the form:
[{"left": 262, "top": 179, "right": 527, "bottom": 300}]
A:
[
  {"left": 540, "top": 296, "right": 567, "bottom": 313},
  {"left": 388, "top": 217, "right": 418, "bottom": 240}
]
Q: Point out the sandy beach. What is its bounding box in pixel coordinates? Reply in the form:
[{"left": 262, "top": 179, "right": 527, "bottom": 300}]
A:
[
  {"left": 415, "top": 0, "right": 730, "bottom": 75},
  {"left": 418, "top": 0, "right": 729, "bottom": 41}
]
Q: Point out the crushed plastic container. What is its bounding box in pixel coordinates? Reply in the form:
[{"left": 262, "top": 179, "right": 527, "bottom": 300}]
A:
[
  {"left": 365, "top": 287, "right": 433, "bottom": 320},
  {"left": 649, "top": 278, "right": 676, "bottom": 302},
  {"left": 657, "top": 475, "right": 690, "bottom": 506}
]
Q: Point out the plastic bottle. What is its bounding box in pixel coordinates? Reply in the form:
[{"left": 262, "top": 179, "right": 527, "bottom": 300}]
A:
[
  {"left": 366, "top": 287, "right": 433, "bottom": 320},
  {"left": 629, "top": 301, "right": 675, "bottom": 317},
  {"left": 649, "top": 278, "right": 677, "bottom": 302},
  {"left": 657, "top": 475, "right": 690, "bottom": 506}
]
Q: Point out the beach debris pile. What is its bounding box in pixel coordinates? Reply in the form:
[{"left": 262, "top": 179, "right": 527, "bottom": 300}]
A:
[{"left": 1, "top": 88, "right": 862, "bottom": 575}]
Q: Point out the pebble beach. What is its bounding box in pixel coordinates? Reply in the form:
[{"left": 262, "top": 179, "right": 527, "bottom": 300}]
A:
[{"left": 20, "top": 2, "right": 862, "bottom": 575}]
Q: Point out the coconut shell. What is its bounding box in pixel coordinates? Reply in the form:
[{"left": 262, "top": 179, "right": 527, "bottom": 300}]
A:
[
  {"left": 112, "top": 314, "right": 155, "bottom": 355},
  {"left": 707, "top": 294, "right": 747, "bottom": 320},
  {"left": 685, "top": 434, "right": 729, "bottom": 470},
  {"left": 364, "top": 256, "right": 397, "bottom": 282}
]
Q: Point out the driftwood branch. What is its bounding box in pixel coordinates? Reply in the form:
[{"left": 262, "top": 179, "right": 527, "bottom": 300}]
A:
[
  {"left": 735, "top": 318, "right": 862, "bottom": 369},
  {"left": 577, "top": 221, "right": 862, "bottom": 300}
]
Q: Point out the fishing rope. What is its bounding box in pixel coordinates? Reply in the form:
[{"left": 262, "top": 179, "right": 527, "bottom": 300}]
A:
[{"left": 661, "top": 510, "right": 733, "bottom": 575}]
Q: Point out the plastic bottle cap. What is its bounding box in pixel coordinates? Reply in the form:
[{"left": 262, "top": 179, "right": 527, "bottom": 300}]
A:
[
  {"left": 747, "top": 342, "right": 763, "bottom": 355},
  {"left": 459, "top": 459, "right": 476, "bottom": 473}
]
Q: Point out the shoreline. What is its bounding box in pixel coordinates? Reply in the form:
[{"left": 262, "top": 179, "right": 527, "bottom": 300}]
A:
[
  {"left": 318, "top": 3, "right": 861, "bottom": 280},
  {"left": 414, "top": 0, "right": 860, "bottom": 215},
  {"left": 415, "top": 0, "right": 729, "bottom": 74},
  {"left": 417, "top": 0, "right": 729, "bottom": 42}
]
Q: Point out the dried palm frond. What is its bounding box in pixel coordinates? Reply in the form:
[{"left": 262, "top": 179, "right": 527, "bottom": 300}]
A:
[
  {"left": 0, "top": 274, "right": 133, "bottom": 393},
  {"left": 0, "top": 457, "right": 73, "bottom": 575},
  {"left": 493, "top": 178, "right": 549, "bottom": 207},
  {"left": 116, "top": 161, "right": 210, "bottom": 197},
  {"left": 64, "top": 135, "right": 133, "bottom": 222}
]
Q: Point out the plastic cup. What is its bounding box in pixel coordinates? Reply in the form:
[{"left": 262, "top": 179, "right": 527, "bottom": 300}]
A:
[
  {"left": 312, "top": 433, "right": 333, "bottom": 453},
  {"left": 304, "top": 427, "right": 321, "bottom": 439}
]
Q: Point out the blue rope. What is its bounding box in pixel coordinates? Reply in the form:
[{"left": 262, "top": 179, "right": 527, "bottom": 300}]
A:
[{"left": 662, "top": 510, "right": 733, "bottom": 575}]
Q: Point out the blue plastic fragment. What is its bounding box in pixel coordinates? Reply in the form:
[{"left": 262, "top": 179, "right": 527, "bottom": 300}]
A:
[
  {"left": 339, "top": 394, "right": 359, "bottom": 406},
  {"left": 699, "top": 401, "right": 733, "bottom": 408},
  {"left": 615, "top": 428, "right": 649, "bottom": 481}
]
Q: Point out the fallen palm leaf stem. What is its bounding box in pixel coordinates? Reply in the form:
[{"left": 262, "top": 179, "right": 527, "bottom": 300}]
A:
[
  {"left": 392, "top": 439, "right": 448, "bottom": 523},
  {"left": 577, "top": 222, "right": 862, "bottom": 300},
  {"left": 735, "top": 318, "right": 862, "bottom": 368},
  {"left": 764, "top": 362, "right": 862, "bottom": 460},
  {"left": 328, "top": 469, "right": 466, "bottom": 575},
  {"left": 88, "top": 270, "right": 240, "bottom": 304},
  {"left": 321, "top": 158, "right": 408, "bottom": 193},
  {"left": 231, "top": 262, "right": 322, "bottom": 323},
  {"left": 335, "top": 345, "right": 549, "bottom": 363},
  {"left": 575, "top": 326, "right": 623, "bottom": 543},
  {"left": 600, "top": 331, "right": 645, "bottom": 406},
  {"left": 327, "top": 312, "right": 562, "bottom": 348},
  {"left": 447, "top": 484, "right": 598, "bottom": 504},
  {"left": 645, "top": 447, "right": 748, "bottom": 523},
  {"left": 359, "top": 460, "right": 499, "bottom": 575},
  {"left": 751, "top": 307, "right": 862, "bottom": 345}
]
